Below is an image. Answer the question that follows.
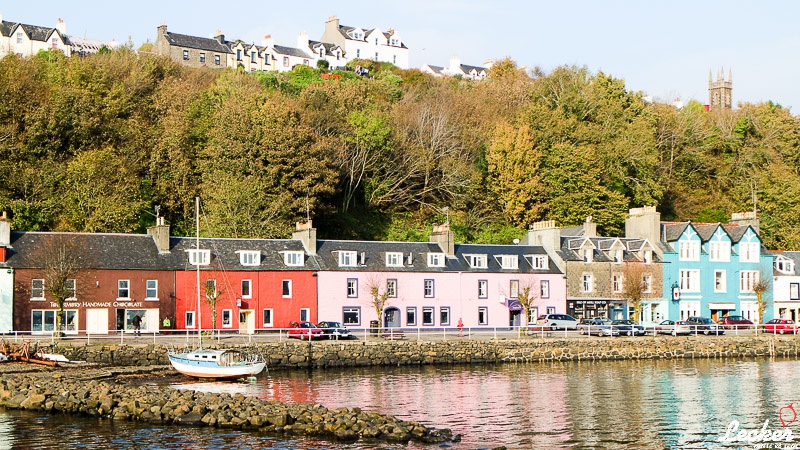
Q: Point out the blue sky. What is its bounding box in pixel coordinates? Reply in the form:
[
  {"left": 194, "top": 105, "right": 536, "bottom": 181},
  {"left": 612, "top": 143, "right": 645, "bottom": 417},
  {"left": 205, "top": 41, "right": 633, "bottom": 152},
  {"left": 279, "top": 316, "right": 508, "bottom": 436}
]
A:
[{"left": 3, "top": 1, "right": 799, "bottom": 112}]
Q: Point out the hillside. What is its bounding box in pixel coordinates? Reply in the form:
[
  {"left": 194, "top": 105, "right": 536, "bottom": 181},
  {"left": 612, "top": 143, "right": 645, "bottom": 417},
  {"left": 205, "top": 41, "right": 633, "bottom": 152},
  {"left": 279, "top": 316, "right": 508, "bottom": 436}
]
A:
[{"left": 1, "top": 49, "right": 799, "bottom": 249}]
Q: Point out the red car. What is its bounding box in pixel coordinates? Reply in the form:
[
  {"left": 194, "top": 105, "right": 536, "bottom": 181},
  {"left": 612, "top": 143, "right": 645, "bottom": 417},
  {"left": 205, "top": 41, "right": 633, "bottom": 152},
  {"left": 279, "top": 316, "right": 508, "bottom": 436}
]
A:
[
  {"left": 288, "top": 321, "right": 325, "bottom": 340},
  {"left": 717, "top": 315, "right": 755, "bottom": 330},
  {"left": 763, "top": 318, "right": 798, "bottom": 335}
]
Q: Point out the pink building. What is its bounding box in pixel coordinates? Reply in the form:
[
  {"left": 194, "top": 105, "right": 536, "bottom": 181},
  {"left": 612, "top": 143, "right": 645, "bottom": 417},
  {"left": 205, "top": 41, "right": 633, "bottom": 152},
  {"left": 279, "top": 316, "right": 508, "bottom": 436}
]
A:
[{"left": 307, "top": 224, "right": 566, "bottom": 329}]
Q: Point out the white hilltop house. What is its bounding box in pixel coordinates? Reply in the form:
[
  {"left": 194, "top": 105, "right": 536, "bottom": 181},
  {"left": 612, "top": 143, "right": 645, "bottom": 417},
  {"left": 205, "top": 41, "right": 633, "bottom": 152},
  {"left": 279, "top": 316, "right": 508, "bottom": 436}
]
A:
[
  {"left": 320, "top": 15, "right": 408, "bottom": 69},
  {"left": 421, "top": 55, "right": 493, "bottom": 80},
  {"left": 0, "top": 13, "right": 117, "bottom": 58}
]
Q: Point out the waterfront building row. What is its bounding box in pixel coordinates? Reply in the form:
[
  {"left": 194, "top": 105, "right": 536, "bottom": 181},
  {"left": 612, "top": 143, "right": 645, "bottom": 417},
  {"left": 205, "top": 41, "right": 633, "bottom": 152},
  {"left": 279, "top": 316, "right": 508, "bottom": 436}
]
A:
[{"left": 0, "top": 206, "right": 795, "bottom": 336}]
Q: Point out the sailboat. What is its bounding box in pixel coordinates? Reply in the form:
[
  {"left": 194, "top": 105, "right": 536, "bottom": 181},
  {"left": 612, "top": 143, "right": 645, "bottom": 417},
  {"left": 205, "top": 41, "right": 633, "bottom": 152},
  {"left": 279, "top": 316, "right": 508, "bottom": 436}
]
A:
[{"left": 167, "top": 198, "right": 266, "bottom": 379}]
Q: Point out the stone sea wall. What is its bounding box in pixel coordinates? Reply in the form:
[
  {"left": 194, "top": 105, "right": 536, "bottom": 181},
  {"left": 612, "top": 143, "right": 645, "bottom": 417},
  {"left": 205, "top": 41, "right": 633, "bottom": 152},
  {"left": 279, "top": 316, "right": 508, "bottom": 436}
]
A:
[
  {"left": 0, "top": 366, "right": 454, "bottom": 444},
  {"left": 53, "top": 335, "right": 800, "bottom": 369}
]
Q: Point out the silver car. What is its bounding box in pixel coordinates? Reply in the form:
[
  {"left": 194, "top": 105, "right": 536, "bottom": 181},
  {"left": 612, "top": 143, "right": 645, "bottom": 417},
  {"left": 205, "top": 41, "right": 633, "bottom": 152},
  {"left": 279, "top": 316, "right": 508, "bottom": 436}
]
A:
[
  {"left": 578, "top": 318, "right": 619, "bottom": 336},
  {"left": 655, "top": 320, "right": 691, "bottom": 336}
]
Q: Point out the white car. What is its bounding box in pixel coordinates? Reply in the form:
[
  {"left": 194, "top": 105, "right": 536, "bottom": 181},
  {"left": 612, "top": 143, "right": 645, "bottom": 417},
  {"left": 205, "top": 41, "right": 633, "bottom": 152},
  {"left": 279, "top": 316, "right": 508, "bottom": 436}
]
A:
[{"left": 537, "top": 314, "right": 579, "bottom": 331}]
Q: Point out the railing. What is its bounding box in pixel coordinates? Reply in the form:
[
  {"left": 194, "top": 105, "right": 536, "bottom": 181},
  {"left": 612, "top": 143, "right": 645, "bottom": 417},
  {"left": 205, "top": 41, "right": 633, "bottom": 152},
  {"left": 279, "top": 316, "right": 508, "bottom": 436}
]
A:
[{"left": 1, "top": 323, "right": 794, "bottom": 346}]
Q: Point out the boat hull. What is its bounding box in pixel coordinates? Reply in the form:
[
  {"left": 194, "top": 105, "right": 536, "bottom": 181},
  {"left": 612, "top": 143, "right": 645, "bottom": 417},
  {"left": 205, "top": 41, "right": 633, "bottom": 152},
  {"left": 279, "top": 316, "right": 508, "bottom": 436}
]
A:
[{"left": 168, "top": 351, "right": 265, "bottom": 379}]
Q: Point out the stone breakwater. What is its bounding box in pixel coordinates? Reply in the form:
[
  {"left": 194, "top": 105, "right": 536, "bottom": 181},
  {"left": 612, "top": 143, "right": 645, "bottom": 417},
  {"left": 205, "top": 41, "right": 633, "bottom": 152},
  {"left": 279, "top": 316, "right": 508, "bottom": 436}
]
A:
[
  {"left": 0, "top": 365, "right": 454, "bottom": 445},
  {"left": 51, "top": 335, "right": 800, "bottom": 368}
]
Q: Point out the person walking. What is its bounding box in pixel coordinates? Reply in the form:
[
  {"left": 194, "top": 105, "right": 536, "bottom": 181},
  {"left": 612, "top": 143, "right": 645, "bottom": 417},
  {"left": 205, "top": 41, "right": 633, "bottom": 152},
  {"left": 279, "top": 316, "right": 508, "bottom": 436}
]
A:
[
  {"left": 162, "top": 316, "right": 171, "bottom": 335},
  {"left": 132, "top": 313, "right": 142, "bottom": 336},
  {"left": 457, "top": 318, "right": 464, "bottom": 337}
]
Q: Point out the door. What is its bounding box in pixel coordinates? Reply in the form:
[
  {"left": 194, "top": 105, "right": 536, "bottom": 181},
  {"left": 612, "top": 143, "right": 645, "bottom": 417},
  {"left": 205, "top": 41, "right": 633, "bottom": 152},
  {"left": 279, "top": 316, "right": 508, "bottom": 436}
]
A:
[
  {"left": 238, "top": 310, "right": 255, "bottom": 334},
  {"left": 509, "top": 310, "right": 521, "bottom": 327},
  {"left": 86, "top": 309, "right": 109, "bottom": 335},
  {"left": 384, "top": 307, "right": 401, "bottom": 328}
]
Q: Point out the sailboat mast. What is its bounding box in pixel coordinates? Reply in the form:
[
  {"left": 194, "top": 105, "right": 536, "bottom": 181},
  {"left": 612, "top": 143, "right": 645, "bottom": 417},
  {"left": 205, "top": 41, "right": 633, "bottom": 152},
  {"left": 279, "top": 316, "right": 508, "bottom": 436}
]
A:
[{"left": 196, "top": 196, "right": 202, "bottom": 348}]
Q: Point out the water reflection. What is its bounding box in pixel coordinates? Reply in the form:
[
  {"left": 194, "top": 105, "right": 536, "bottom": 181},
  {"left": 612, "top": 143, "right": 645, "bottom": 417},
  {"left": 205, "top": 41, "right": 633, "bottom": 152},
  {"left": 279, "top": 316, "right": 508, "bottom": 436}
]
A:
[
  {"left": 3, "top": 358, "right": 799, "bottom": 449},
  {"left": 167, "top": 359, "right": 800, "bottom": 449}
]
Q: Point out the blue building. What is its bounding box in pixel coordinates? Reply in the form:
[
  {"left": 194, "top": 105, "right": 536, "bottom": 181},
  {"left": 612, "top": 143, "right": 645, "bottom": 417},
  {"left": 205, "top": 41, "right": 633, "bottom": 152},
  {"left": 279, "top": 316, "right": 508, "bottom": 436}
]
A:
[{"left": 626, "top": 208, "right": 773, "bottom": 325}]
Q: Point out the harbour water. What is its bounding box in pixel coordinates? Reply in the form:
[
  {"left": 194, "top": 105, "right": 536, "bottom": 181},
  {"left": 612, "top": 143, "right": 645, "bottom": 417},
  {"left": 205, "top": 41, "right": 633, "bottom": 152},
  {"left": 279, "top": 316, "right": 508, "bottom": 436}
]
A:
[{"left": 1, "top": 358, "right": 799, "bottom": 449}]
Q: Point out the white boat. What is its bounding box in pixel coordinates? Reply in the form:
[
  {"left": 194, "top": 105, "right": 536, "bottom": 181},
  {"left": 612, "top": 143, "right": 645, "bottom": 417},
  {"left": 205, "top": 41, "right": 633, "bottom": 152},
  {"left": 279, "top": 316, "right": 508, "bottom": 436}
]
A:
[
  {"left": 168, "top": 348, "right": 265, "bottom": 379},
  {"left": 167, "top": 198, "right": 266, "bottom": 379}
]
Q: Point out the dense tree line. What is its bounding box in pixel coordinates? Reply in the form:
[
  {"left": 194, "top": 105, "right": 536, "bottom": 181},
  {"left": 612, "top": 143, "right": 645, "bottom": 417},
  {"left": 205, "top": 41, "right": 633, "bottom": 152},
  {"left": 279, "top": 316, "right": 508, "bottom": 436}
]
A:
[{"left": 1, "top": 49, "right": 799, "bottom": 249}]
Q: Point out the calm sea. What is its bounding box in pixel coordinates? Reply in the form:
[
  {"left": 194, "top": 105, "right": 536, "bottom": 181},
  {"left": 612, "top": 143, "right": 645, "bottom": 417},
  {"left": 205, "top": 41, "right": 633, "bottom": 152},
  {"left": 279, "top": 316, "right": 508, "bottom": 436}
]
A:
[{"left": 1, "top": 358, "right": 798, "bottom": 449}]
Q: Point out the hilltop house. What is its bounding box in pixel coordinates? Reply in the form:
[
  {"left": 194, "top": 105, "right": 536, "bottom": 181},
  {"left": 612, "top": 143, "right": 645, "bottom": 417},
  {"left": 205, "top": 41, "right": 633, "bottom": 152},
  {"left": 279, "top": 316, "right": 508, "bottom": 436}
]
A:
[
  {"left": 153, "top": 24, "right": 233, "bottom": 69},
  {"left": 422, "top": 55, "right": 491, "bottom": 80},
  {"left": 0, "top": 13, "right": 116, "bottom": 58},
  {"left": 320, "top": 16, "right": 408, "bottom": 69}
]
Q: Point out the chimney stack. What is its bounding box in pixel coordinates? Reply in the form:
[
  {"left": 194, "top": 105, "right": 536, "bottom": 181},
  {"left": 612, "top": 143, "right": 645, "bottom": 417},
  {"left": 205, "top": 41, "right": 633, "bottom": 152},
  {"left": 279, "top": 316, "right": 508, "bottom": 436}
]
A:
[
  {"left": 625, "top": 206, "right": 663, "bottom": 257},
  {"left": 297, "top": 31, "right": 309, "bottom": 50},
  {"left": 146, "top": 216, "right": 171, "bottom": 253},
  {"left": 55, "top": 18, "right": 66, "bottom": 35},
  {"left": 429, "top": 223, "right": 455, "bottom": 256},
  {"left": 583, "top": 216, "right": 597, "bottom": 237},
  {"left": 730, "top": 211, "right": 760, "bottom": 235},
  {"left": 157, "top": 23, "right": 167, "bottom": 36},
  {"left": 214, "top": 30, "right": 224, "bottom": 44},
  {"left": 262, "top": 34, "right": 274, "bottom": 48},
  {"left": 0, "top": 211, "right": 10, "bottom": 247},
  {"left": 292, "top": 220, "right": 317, "bottom": 255}
]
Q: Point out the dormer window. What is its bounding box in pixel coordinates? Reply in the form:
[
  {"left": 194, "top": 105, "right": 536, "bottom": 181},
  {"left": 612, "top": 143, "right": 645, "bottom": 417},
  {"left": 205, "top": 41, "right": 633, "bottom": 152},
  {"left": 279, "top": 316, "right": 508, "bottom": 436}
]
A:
[
  {"left": 427, "top": 253, "right": 445, "bottom": 267},
  {"left": 238, "top": 250, "right": 261, "bottom": 266},
  {"left": 465, "top": 254, "right": 488, "bottom": 269},
  {"left": 776, "top": 258, "right": 795, "bottom": 274},
  {"left": 497, "top": 255, "right": 518, "bottom": 270},
  {"left": 385, "top": 252, "right": 403, "bottom": 267},
  {"left": 338, "top": 251, "right": 357, "bottom": 267},
  {"left": 527, "top": 255, "right": 549, "bottom": 270},
  {"left": 282, "top": 251, "right": 304, "bottom": 267},
  {"left": 643, "top": 250, "right": 653, "bottom": 264},
  {"left": 709, "top": 241, "right": 731, "bottom": 262},
  {"left": 582, "top": 248, "right": 593, "bottom": 263},
  {"left": 187, "top": 249, "right": 210, "bottom": 266},
  {"left": 614, "top": 249, "right": 623, "bottom": 263}
]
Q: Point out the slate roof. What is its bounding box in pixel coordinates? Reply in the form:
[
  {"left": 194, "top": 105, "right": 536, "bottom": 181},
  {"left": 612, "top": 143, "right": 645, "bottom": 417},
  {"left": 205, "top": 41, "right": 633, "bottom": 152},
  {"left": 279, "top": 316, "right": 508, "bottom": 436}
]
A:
[
  {"left": 662, "top": 222, "right": 690, "bottom": 242},
  {"left": 460, "top": 64, "right": 487, "bottom": 74},
  {"left": 0, "top": 21, "right": 59, "bottom": 42},
  {"left": 773, "top": 251, "right": 800, "bottom": 276},
  {"left": 6, "top": 232, "right": 172, "bottom": 270},
  {"left": 5, "top": 231, "right": 561, "bottom": 275},
  {"left": 455, "top": 243, "right": 561, "bottom": 274},
  {"left": 314, "top": 240, "right": 453, "bottom": 273},
  {"left": 721, "top": 224, "right": 749, "bottom": 243},
  {"left": 556, "top": 235, "right": 661, "bottom": 264},
  {"left": 423, "top": 65, "right": 444, "bottom": 75},
  {"left": 272, "top": 44, "right": 311, "bottom": 58},
  {"left": 308, "top": 40, "right": 341, "bottom": 56},
  {"left": 163, "top": 32, "right": 232, "bottom": 53}
]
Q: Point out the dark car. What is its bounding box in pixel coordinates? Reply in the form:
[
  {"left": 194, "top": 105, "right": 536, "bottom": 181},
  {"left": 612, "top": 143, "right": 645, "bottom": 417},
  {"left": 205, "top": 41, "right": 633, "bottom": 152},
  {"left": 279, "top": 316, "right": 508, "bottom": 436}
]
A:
[
  {"left": 577, "top": 318, "right": 619, "bottom": 336},
  {"left": 612, "top": 319, "right": 646, "bottom": 336},
  {"left": 685, "top": 317, "right": 725, "bottom": 335},
  {"left": 717, "top": 315, "right": 755, "bottom": 330},
  {"left": 763, "top": 318, "right": 798, "bottom": 334},
  {"left": 287, "top": 321, "right": 325, "bottom": 340},
  {"left": 316, "top": 321, "right": 354, "bottom": 340}
]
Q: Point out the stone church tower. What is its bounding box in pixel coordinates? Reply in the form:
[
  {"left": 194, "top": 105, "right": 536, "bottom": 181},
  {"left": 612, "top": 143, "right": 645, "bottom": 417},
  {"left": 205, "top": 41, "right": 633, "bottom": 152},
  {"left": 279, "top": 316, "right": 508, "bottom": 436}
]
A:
[{"left": 709, "top": 68, "right": 732, "bottom": 110}]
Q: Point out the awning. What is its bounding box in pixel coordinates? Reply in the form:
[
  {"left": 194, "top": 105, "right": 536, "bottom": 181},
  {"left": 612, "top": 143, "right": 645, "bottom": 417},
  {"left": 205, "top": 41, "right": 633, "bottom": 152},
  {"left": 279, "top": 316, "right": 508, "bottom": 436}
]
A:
[
  {"left": 708, "top": 303, "right": 736, "bottom": 310},
  {"left": 507, "top": 300, "right": 524, "bottom": 311}
]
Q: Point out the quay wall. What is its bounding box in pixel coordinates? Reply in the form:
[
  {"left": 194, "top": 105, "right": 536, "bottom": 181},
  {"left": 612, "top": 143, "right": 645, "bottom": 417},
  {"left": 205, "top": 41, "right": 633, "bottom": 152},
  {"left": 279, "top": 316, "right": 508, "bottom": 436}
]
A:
[{"left": 53, "top": 336, "right": 799, "bottom": 369}]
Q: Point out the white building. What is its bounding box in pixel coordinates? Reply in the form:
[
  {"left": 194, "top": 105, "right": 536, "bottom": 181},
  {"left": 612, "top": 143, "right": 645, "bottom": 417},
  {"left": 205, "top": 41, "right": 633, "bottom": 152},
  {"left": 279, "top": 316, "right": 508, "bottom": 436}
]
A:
[
  {"left": 772, "top": 252, "right": 800, "bottom": 322},
  {"left": 0, "top": 13, "right": 116, "bottom": 58},
  {"left": 421, "top": 56, "right": 492, "bottom": 80},
  {"left": 320, "top": 16, "right": 408, "bottom": 69}
]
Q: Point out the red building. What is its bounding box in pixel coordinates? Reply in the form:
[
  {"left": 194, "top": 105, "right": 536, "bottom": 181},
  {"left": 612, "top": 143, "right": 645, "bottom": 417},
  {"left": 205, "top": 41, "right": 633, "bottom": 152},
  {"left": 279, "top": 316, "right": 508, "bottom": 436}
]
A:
[{"left": 170, "top": 235, "right": 318, "bottom": 333}]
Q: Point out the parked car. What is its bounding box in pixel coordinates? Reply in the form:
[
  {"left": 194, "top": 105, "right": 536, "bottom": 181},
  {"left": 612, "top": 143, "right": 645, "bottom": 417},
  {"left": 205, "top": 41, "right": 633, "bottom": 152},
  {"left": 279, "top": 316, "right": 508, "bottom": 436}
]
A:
[
  {"left": 537, "top": 314, "right": 579, "bottom": 331},
  {"left": 612, "top": 319, "right": 646, "bottom": 336},
  {"left": 685, "top": 317, "right": 725, "bottom": 335},
  {"left": 316, "top": 321, "right": 354, "bottom": 340},
  {"left": 287, "top": 321, "right": 325, "bottom": 340},
  {"left": 763, "top": 318, "right": 798, "bottom": 334},
  {"left": 655, "top": 320, "right": 692, "bottom": 336},
  {"left": 717, "top": 315, "right": 755, "bottom": 330},
  {"left": 577, "top": 318, "right": 619, "bottom": 336}
]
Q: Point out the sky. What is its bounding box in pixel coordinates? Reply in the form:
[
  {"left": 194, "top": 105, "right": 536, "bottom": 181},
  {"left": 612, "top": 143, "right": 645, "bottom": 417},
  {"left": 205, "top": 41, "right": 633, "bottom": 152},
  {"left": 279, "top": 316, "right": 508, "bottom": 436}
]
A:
[{"left": 3, "top": 1, "right": 800, "bottom": 112}]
